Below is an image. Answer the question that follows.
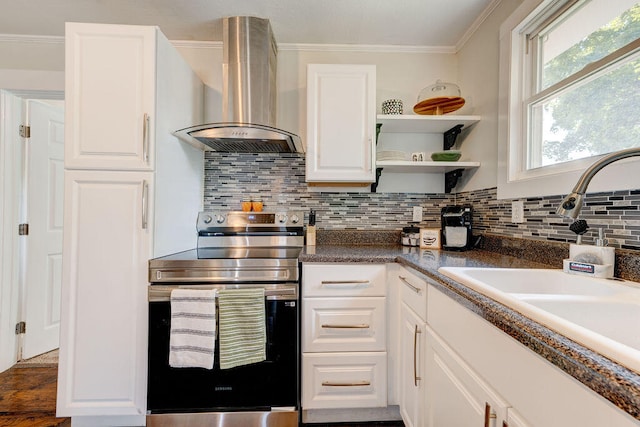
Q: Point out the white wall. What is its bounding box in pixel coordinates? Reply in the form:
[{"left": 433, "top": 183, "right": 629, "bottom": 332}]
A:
[
  {"left": 0, "top": 36, "right": 64, "bottom": 90},
  {"left": 455, "top": 0, "right": 523, "bottom": 193},
  {"left": 0, "top": 36, "right": 64, "bottom": 71}
]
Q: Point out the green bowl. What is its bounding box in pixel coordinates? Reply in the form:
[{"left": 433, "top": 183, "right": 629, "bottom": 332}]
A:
[{"left": 431, "top": 150, "right": 461, "bottom": 161}]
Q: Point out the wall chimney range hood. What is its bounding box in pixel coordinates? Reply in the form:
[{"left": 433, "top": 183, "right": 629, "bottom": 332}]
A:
[{"left": 173, "top": 16, "right": 304, "bottom": 153}]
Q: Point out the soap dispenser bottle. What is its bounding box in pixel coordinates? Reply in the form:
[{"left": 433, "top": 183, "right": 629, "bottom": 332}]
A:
[{"left": 569, "top": 228, "right": 614, "bottom": 265}]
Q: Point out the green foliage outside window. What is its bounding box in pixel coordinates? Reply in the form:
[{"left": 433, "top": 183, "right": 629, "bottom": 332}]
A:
[{"left": 540, "top": 5, "right": 640, "bottom": 163}]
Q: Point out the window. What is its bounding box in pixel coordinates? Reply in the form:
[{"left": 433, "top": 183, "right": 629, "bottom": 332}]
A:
[{"left": 498, "top": 0, "right": 640, "bottom": 199}]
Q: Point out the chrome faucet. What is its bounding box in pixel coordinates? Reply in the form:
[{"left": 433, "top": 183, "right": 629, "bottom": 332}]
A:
[{"left": 556, "top": 147, "right": 640, "bottom": 219}]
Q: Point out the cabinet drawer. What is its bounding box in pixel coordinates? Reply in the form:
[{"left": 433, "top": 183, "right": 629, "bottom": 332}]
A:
[
  {"left": 398, "top": 267, "right": 427, "bottom": 321},
  {"left": 303, "top": 264, "right": 386, "bottom": 297},
  {"left": 303, "top": 297, "right": 386, "bottom": 352},
  {"left": 302, "top": 352, "right": 387, "bottom": 409}
]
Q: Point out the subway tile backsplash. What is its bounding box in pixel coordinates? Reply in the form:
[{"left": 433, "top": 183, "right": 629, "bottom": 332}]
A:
[{"left": 204, "top": 153, "right": 640, "bottom": 250}]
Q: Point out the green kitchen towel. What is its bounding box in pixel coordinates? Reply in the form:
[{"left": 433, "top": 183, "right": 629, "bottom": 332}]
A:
[{"left": 217, "top": 288, "right": 266, "bottom": 369}]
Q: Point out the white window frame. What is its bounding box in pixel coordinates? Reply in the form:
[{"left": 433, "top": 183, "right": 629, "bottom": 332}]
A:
[{"left": 497, "top": 0, "right": 640, "bottom": 200}]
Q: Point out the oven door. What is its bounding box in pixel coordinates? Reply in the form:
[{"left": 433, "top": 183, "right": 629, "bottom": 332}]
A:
[{"left": 147, "top": 284, "right": 299, "bottom": 414}]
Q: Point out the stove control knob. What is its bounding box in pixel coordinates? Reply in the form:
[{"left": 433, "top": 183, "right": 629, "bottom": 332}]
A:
[
  {"left": 277, "top": 213, "right": 288, "bottom": 224},
  {"left": 203, "top": 215, "right": 213, "bottom": 224},
  {"left": 290, "top": 214, "right": 300, "bottom": 224},
  {"left": 215, "top": 215, "right": 225, "bottom": 224}
]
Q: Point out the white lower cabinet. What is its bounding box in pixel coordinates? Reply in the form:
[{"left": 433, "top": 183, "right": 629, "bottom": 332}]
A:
[
  {"left": 57, "top": 171, "right": 152, "bottom": 420},
  {"left": 425, "top": 326, "right": 510, "bottom": 427},
  {"left": 302, "top": 263, "right": 387, "bottom": 414},
  {"left": 426, "top": 283, "right": 639, "bottom": 427},
  {"left": 399, "top": 303, "right": 426, "bottom": 427},
  {"left": 397, "top": 267, "right": 428, "bottom": 427}
]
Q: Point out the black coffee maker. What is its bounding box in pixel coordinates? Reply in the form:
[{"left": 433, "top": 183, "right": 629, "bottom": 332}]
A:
[{"left": 441, "top": 206, "right": 473, "bottom": 251}]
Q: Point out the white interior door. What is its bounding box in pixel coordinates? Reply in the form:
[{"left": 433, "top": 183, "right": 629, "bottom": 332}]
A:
[{"left": 21, "top": 99, "right": 64, "bottom": 359}]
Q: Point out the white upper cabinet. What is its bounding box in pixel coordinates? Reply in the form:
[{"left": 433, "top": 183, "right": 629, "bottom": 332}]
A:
[
  {"left": 65, "top": 23, "right": 156, "bottom": 170},
  {"left": 306, "top": 64, "right": 376, "bottom": 183}
]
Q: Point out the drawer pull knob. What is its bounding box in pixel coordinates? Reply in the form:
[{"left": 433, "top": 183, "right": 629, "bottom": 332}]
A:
[
  {"left": 322, "top": 381, "right": 371, "bottom": 387},
  {"left": 321, "top": 324, "right": 370, "bottom": 329},
  {"left": 399, "top": 276, "right": 423, "bottom": 294}
]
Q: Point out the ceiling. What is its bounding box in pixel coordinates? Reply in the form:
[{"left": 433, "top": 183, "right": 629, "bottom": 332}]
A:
[{"left": 0, "top": 0, "right": 495, "bottom": 47}]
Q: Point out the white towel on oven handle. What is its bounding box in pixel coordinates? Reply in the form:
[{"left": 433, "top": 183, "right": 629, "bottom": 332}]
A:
[{"left": 168, "top": 288, "right": 217, "bottom": 369}]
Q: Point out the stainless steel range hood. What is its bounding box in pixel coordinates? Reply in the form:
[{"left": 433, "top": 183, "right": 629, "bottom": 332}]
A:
[{"left": 174, "top": 16, "right": 304, "bottom": 153}]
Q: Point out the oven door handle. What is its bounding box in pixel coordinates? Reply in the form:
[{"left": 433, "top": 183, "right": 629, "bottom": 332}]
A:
[{"left": 148, "top": 284, "right": 298, "bottom": 302}]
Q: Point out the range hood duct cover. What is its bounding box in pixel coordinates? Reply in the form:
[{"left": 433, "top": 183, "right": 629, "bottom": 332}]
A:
[{"left": 173, "top": 16, "right": 304, "bottom": 153}]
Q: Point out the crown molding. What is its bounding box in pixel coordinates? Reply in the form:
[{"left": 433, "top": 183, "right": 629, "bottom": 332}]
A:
[
  {"left": 0, "top": 34, "right": 63, "bottom": 44},
  {"left": 170, "top": 40, "right": 222, "bottom": 49},
  {"left": 279, "top": 43, "right": 456, "bottom": 54},
  {"left": 171, "top": 39, "right": 455, "bottom": 54},
  {"left": 456, "top": 0, "right": 503, "bottom": 52}
]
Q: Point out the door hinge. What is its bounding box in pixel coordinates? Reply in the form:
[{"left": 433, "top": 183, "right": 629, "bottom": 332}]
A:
[
  {"left": 15, "top": 321, "right": 26, "bottom": 335},
  {"left": 19, "top": 124, "right": 30, "bottom": 138},
  {"left": 18, "top": 223, "right": 29, "bottom": 236}
]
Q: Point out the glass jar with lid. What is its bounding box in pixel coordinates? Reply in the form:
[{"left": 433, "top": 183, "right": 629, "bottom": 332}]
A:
[{"left": 401, "top": 224, "right": 421, "bottom": 247}]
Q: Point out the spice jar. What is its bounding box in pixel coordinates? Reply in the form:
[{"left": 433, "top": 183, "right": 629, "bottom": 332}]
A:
[
  {"left": 251, "top": 197, "right": 263, "bottom": 212},
  {"left": 241, "top": 197, "right": 252, "bottom": 212}
]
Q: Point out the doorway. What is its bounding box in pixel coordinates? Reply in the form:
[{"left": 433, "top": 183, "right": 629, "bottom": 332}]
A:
[{"left": 0, "top": 89, "right": 64, "bottom": 372}]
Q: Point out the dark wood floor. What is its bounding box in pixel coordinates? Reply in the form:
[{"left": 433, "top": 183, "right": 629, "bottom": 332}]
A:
[{"left": 0, "top": 365, "right": 69, "bottom": 427}]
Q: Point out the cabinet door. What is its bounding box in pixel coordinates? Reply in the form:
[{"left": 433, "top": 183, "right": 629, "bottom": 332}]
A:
[
  {"left": 57, "top": 170, "right": 152, "bottom": 416},
  {"left": 398, "top": 303, "right": 426, "bottom": 427},
  {"left": 65, "top": 23, "right": 156, "bottom": 171},
  {"left": 306, "top": 64, "right": 376, "bottom": 183},
  {"left": 424, "top": 327, "right": 508, "bottom": 427}
]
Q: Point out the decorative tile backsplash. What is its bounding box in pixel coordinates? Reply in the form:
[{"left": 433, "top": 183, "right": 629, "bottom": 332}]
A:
[
  {"left": 204, "top": 153, "right": 640, "bottom": 250},
  {"left": 203, "top": 152, "right": 449, "bottom": 228},
  {"left": 459, "top": 188, "right": 640, "bottom": 250}
]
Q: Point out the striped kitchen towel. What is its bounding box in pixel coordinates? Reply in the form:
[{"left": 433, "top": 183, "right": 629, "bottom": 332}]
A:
[
  {"left": 169, "top": 288, "right": 217, "bottom": 369},
  {"left": 218, "top": 288, "right": 266, "bottom": 369}
]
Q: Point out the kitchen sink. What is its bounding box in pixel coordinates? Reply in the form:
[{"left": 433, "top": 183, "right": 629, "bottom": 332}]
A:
[
  {"left": 517, "top": 296, "right": 640, "bottom": 351},
  {"left": 438, "top": 267, "right": 640, "bottom": 374},
  {"left": 438, "top": 267, "right": 626, "bottom": 297}
]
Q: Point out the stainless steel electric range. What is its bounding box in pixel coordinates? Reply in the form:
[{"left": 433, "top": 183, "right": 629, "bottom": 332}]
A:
[{"left": 146, "top": 211, "right": 304, "bottom": 427}]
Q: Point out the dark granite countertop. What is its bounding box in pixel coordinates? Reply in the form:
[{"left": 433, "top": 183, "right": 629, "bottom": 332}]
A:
[{"left": 300, "top": 244, "right": 640, "bottom": 421}]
